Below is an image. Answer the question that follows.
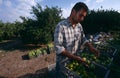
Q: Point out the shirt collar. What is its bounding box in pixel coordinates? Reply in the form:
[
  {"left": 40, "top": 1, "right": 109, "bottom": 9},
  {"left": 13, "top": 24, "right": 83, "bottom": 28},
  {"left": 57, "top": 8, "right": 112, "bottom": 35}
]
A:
[
  {"left": 66, "top": 17, "right": 81, "bottom": 28},
  {"left": 66, "top": 17, "right": 72, "bottom": 27}
]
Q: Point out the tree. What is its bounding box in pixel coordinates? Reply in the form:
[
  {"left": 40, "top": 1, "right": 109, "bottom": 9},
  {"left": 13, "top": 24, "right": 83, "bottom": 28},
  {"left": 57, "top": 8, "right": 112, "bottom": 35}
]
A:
[
  {"left": 0, "top": 21, "right": 17, "bottom": 40},
  {"left": 0, "top": 20, "right": 4, "bottom": 41},
  {"left": 20, "top": 4, "right": 62, "bottom": 44}
]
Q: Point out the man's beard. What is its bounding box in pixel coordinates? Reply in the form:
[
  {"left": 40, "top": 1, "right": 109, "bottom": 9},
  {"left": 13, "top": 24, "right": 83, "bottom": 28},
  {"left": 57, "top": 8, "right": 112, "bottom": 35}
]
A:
[{"left": 72, "top": 17, "right": 79, "bottom": 24}]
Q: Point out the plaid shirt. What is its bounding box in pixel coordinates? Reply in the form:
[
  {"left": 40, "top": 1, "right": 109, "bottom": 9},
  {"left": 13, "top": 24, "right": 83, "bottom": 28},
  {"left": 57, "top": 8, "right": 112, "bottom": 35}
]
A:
[{"left": 54, "top": 18, "right": 88, "bottom": 63}]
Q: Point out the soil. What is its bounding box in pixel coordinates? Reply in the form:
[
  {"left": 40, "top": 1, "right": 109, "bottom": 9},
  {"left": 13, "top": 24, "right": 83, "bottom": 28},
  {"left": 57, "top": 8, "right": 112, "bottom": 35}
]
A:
[{"left": 0, "top": 40, "right": 56, "bottom": 78}]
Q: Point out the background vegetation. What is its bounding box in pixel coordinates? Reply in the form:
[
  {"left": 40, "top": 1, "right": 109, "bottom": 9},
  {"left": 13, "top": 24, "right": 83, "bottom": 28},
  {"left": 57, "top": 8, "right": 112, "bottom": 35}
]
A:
[{"left": 0, "top": 3, "right": 120, "bottom": 44}]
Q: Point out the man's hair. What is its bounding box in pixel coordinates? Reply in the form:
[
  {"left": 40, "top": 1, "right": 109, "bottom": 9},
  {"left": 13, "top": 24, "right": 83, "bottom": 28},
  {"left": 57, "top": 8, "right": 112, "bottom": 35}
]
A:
[{"left": 72, "top": 2, "right": 88, "bottom": 12}]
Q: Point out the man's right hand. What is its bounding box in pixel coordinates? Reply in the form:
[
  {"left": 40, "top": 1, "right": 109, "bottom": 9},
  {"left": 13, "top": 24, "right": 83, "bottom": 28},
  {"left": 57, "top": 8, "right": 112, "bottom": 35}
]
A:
[
  {"left": 61, "top": 50, "right": 89, "bottom": 67},
  {"left": 75, "top": 56, "right": 89, "bottom": 67}
]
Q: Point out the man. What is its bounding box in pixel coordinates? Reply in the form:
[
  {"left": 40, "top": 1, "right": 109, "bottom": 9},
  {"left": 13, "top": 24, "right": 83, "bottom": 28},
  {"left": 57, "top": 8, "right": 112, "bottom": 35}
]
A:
[{"left": 54, "top": 2, "right": 99, "bottom": 78}]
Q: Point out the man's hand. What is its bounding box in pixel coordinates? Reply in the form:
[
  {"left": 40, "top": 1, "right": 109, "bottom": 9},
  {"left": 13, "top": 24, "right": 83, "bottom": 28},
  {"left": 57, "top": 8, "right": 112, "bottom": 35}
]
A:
[
  {"left": 75, "top": 56, "right": 89, "bottom": 67},
  {"left": 90, "top": 47, "right": 100, "bottom": 57},
  {"left": 61, "top": 49, "right": 89, "bottom": 67},
  {"left": 85, "top": 42, "right": 100, "bottom": 57}
]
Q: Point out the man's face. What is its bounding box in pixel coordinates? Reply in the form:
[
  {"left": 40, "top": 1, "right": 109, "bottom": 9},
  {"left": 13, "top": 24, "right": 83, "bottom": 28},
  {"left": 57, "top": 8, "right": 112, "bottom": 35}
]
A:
[{"left": 72, "top": 8, "right": 87, "bottom": 23}]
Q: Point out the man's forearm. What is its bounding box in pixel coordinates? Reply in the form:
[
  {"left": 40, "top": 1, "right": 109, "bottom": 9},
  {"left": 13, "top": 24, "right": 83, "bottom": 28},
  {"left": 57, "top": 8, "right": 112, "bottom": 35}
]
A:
[
  {"left": 85, "top": 42, "right": 93, "bottom": 48},
  {"left": 60, "top": 49, "right": 82, "bottom": 61}
]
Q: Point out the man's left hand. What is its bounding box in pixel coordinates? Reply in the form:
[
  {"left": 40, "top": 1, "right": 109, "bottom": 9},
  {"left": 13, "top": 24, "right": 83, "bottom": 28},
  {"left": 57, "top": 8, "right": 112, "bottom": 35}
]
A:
[
  {"left": 85, "top": 42, "right": 100, "bottom": 57},
  {"left": 90, "top": 47, "right": 100, "bottom": 57}
]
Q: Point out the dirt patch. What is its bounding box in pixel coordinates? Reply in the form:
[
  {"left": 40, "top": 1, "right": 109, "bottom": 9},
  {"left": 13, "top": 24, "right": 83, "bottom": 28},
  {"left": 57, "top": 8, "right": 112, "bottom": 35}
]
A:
[{"left": 0, "top": 50, "right": 56, "bottom": 78}]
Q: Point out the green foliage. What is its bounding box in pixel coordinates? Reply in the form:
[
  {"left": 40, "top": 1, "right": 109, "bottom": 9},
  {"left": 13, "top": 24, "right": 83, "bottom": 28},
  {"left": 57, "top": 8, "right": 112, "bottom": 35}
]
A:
[
  {"left": 47, "top": 43, "right": 54, "bottom": 53},
  {"left": 66, "top": 60, "right": 97, "bottom": 78},
  {"left": 0, "top": 4, "right": 120, "bottom": 45},
  {"left": 2, "top": 23, "right": 16, "bottom": 39},
  {"left": 28, "top": 51, "right": 36, "bottom": 58},
  {"left": 47, "top": 43, "right": 54, "bottom": 48},
  {"left": 0, "top": 20, "right": 24, "bottom": 41},
  {"left": 20, "top": 4, "right": 62, "bottom": 44},
  {"left": 82, "top": 9, "right": 120, "bottom": 34},
  {"left": 28, "top": 48, "right": 47, "bottom": 59},
  {"left": 66, "top": 50, "right": 112, "bottom": 78},
  {"left": 0, "top": 21, "right": 17, "bottom": 40},
  {"left": 0, "top": 30, "right": 3, "bottom": 41}
]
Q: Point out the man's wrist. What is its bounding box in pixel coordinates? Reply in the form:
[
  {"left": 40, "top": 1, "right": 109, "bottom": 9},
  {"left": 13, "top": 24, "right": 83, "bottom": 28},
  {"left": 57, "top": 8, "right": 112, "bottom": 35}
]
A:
[{"left": 85, "top": 42, "right": 93, "bottom": 48}]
